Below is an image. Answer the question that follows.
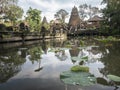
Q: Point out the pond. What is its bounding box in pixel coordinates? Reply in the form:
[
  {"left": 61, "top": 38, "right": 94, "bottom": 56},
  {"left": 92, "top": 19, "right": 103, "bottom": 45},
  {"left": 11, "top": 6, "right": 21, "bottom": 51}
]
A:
[{"left": 0, "top": 37, "right": 120, "bottom": 90}]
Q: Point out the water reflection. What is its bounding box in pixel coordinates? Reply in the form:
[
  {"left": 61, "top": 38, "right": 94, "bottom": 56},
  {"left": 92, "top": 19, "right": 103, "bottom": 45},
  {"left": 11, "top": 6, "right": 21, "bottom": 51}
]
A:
[
  {"left": 0, "top": 37, "right": 120, "bottom": 90},
  {"left": 55, "top": 50, "right": 68, "bottom": 61},
  {"left": 0, "top": 51, "right": 26, "bottom": 83},
  {"left": 100, "top": 42, "right": 120, "bottom": 76}
]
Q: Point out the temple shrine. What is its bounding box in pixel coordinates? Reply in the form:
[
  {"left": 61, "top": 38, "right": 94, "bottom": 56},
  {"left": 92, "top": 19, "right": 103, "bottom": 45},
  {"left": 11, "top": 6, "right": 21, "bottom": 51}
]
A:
[{"left": 68, "top": 6, "right": 81, "bottom": 33}]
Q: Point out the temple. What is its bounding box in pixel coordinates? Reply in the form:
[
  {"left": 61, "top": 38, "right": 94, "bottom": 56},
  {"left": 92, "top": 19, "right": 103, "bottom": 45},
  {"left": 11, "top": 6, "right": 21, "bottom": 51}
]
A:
[
  {"left": 42, "top": 16, "right": 48, "bottom": 25},
  {"left": 68, "top": 6, "right": 81, "bottom": 33}
]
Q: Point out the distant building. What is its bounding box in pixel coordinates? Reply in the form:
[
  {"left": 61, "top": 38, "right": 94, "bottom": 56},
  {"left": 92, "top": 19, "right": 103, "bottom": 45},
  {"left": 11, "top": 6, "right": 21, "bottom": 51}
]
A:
[{"left": 87, "top": 15, "right": 103, "bottom": 29}]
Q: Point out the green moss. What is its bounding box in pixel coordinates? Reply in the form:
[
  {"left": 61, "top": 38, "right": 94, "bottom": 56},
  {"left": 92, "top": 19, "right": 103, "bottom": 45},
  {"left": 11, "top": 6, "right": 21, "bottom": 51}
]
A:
[{"left": 71, "top": 65, "right": 89, "bottom": 72}]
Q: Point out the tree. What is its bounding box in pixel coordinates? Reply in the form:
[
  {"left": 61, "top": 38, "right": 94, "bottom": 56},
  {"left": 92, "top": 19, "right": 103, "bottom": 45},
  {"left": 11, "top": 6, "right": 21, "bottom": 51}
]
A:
[
  {"left": 79, "top": 4, "right": 101, "bottom": 20},
  {"left": 79, "top": 4, "right": 88, "bottom": 20},
  {"left": 102, "top": 0, "right": 120, "bottom": 35},
  {"left": 54, "top": 9, "right": 68, "bottom": 23},
  {"left": 0, "top": 0, "right": 18, "bottom": 14},
  {"left": 5, "top": 5, "right": 24, "bottom": 25},
  {"left": 0, "top": 0, "right": 18, "bottom": 23},
  {"left": 26, "top": 7, "right": 42, "bottom": 32}
]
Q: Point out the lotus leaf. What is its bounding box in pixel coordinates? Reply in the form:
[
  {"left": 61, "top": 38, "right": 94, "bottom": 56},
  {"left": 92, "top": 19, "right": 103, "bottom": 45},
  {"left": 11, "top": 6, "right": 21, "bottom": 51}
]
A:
[
  {"left": 71, "top": 65, "right": 89, "bottom": 72},
  {"left": 60, "top": 71, "right": 96, "bottom": 86},
  {"left": 107, "top": 75, "right": 120, "bottom": 82},
  {"left": 71, "top": 56, "right": 88, "bottom": 62},
  {"left": 81, "top": 56, "right": 88, "bottom": 60}
]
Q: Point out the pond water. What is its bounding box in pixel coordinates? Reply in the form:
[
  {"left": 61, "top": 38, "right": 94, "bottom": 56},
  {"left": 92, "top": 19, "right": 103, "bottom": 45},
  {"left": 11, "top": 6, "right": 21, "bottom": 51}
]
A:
[{"left": 0, "top": 37, "right": 120, "bottom": 90}]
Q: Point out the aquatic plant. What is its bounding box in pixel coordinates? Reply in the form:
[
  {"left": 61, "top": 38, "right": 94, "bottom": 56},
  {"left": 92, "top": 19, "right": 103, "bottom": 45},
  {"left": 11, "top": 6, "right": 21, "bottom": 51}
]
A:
[
  {"left": 60, "top": 71, "right": 96, "bottom": 86},
  {"left": 107, "top": 74, "right": 120, "bottom": 82},
  {"left": 71, "top": 65, "right": 89, "bottom": 72},
  {"left": 71, "top": 56, "right": 88, "bottom": 62}
]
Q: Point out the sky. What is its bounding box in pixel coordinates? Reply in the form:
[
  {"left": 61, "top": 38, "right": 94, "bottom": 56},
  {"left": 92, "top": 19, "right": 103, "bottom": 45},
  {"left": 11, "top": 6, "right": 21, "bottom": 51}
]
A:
[{"left": 18, "top": 0, "right": 105, "bottom": 22}]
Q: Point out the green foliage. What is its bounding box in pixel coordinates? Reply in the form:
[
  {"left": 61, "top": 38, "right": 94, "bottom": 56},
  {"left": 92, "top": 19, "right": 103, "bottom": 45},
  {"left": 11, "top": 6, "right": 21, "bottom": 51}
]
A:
[
  {"left": 79, "top": 4, "right": 102, "bottom": 20},
  {"left": 71, "top": 65, "right": 89, "bottom": 72},
  {"left": 28, "top": 47, "right": 43, "bottom": 62},
  {"left": 54, "top": 9, "right": 68, "bottom": 23},
  {"left": 42, "top": 16, "right": 50, "bottom": 30},
  {"left": 60, "top": 71, "right": 96, "bottom": 86},
  {"left": 26, "top": 7, "right": 42, "bottom": 32},
  {"left": 102, "top": 0, "right": 120, "bottom": 35},
  {"left": 0, "top": 0, "right": 24, "bottom": 31},
  {"left": 42, "top": 23, "right": 50, "bottom": 30},
  {"left": 0, "top": 0, "right": 18, "bottom": 14},
  {"left": 5, "top": 5, "right": 24, "bottom": 25}
]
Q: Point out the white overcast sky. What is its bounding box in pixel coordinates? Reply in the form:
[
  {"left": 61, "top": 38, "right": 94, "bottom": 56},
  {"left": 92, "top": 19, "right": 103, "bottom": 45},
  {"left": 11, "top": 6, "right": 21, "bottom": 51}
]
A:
[{"left": 18, "top": 0, "right": 105, "bottom": 22}]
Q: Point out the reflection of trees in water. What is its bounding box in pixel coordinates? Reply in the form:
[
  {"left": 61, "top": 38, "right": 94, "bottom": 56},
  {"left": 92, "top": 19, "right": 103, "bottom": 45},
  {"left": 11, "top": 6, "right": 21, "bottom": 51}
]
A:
[
  {"left": 28, "top": 47, "right": 42, "bottom": 64},
  {"left": 0, "top": 52, "right": 26, "bottom": 83},
  {"left": 66, "top": 38, "right": 120, "bottom": 87},
  {"left": 55, "top": 50, "right": 67, "bottom": 61},
  {"left": 41, "top": 40, "right": 48, "bottom": 54},
  {"left": 51, "top": 39, "right": 65, "bottom": 48},
  {"left": 28, "top": 46, "right": 43, "bottom": 72},
  {"left": 99, "top": 42, "right": 120, "bottom": 76}
]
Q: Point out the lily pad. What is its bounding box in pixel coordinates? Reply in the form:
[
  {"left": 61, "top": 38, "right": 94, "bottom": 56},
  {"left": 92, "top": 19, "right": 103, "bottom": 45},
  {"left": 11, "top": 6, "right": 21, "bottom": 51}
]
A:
[
  {"left": 71, "top": 56, "right": 88, "bottom": 62},
  {"left": 81, "top": 56, "right": 88, "bottom": 60},
  {"left": 107, "top": 75, "right": 120, "bottom": 82},
  {"left": 60, "top": 71, "right": 96, "bottom": 86},
  {"left": 71, "top": 65, "right": 89, "bottom": 72}
]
